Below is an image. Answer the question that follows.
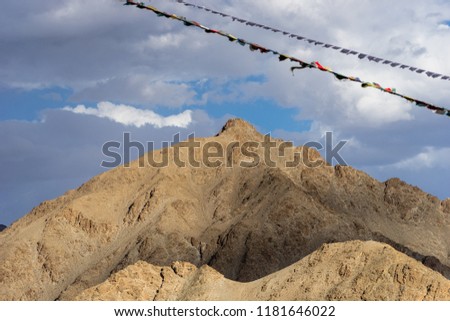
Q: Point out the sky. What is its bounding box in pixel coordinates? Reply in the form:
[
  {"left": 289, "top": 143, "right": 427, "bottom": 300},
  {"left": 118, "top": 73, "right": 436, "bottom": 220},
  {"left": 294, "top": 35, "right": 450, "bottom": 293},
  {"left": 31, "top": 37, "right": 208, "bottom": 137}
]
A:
[{"left": 1, "top": 0, "right": 449, "bottom": 225}]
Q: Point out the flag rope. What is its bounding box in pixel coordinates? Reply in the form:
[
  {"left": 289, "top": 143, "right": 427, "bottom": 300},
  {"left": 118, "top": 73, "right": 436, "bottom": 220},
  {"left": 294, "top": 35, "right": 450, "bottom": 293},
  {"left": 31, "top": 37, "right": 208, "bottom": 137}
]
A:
[
  {"left": 124, "top": 1, "right": 450, "bottom": 118},
  {"left": 172, "top": 0, "right": 450, "bottom": 83}
]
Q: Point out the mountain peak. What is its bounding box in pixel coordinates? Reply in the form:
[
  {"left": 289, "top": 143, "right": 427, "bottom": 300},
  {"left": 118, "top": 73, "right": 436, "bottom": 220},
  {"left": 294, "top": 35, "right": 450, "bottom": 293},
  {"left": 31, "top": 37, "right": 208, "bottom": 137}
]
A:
[{"left": 216, "top": 118, "right": 262, "bottom": 140}]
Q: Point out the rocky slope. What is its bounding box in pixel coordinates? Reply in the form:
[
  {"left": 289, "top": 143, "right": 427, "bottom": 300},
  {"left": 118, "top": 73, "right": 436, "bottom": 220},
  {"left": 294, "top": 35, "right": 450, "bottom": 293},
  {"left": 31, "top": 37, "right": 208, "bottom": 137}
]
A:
[
  {"left": 76, "top": 241, "right": 450, "bottom": 301},
  {"left": 0, "top": 119, "right": 449, "bottom": 301},
  {"left": 0, "top": 224, "right": 6, "bottom": 232}
]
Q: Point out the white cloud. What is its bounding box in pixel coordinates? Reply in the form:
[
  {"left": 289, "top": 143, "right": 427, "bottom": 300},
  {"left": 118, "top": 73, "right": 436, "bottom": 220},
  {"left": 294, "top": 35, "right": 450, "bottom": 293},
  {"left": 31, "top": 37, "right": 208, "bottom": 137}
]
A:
[
  {"left": 338, "top": 86, "right": 414, "bottom": 126},
  {"left": 63, "top": 102, "right": 193, "bottom": 128},
  {"left": 383, "top": 147, "right": 450, "bottom": 170}
]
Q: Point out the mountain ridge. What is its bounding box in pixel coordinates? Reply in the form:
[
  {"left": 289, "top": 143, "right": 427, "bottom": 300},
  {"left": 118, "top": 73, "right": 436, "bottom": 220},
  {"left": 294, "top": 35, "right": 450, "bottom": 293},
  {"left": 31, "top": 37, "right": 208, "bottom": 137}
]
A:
[{"left": 0, "top": 118, "right": 449, "bottom": 301}]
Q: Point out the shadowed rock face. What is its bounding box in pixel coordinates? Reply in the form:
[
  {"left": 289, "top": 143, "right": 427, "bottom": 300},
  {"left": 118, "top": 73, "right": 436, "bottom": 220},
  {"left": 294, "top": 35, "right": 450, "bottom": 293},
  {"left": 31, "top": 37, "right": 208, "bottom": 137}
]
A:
[
  {"left": 0, "top": 225, "right": 6, "bottom": 232},
  {"left": 0, "top": 119, "right": 449, "bottom": 301}
]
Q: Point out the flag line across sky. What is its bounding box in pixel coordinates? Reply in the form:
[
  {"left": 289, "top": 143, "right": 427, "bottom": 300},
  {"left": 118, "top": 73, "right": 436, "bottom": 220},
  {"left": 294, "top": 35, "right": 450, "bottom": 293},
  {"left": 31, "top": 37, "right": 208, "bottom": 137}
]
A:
[
  {"left": 173, "top": 0, "right": 450, "bottom": 83},
  {"left": 124, "top": 0, "right": 450, "bottom": 118}
]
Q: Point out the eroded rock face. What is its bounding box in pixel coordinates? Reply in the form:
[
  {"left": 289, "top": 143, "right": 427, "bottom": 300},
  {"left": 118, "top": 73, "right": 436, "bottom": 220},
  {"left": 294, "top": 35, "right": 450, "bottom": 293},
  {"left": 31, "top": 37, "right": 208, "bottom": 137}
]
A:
[
  {"left": 76, "top": 241, "right": 450, "bottom": 301},
  {"left": 1, "top": 119, "right": 449, "bottom": 301}
]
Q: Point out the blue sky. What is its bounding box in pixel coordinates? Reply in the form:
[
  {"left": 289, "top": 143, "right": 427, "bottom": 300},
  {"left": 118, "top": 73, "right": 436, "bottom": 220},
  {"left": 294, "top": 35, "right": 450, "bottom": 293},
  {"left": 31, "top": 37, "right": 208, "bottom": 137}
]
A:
[{"left": 1, "top": 0, "right": 450, "bottom": 225}]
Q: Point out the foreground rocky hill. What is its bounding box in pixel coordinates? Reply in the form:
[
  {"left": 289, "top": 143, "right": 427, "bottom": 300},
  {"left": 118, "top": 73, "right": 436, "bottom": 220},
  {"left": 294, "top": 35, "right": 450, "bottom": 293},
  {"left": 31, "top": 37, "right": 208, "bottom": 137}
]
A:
[
  {"left": 0, "top": 119, "right": 449, "bottom": 300},
  {"left": 76, "top": 241, "right": 450, "bottom": 301}
]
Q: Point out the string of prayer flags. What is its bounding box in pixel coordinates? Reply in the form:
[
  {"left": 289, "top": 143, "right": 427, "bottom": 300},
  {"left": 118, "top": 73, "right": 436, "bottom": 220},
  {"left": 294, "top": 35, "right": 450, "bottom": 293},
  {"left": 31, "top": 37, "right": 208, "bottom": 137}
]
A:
[
  {"left": 124, "top": 1, "right": 450, "bottom": 118},
  {"left": 172, "top": 0, "right": 450, "bottom": 83}
]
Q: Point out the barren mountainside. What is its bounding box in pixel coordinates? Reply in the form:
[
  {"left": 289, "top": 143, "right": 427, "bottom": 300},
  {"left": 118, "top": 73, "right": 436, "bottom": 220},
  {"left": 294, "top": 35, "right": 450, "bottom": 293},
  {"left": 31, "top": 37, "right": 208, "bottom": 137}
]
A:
[
  {"left": 0, "top": 119, "right": 449, "bottom": 301},
  {"left": 0, "top": 225, "right": 6, "bottom": 232}
]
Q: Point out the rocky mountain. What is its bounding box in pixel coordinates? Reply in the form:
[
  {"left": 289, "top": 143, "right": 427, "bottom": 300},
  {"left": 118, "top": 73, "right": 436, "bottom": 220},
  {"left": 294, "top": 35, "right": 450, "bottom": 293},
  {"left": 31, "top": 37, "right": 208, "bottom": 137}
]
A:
[
  {"left": 76, "top": 241, "right": 450, "bottom": 301},
  {"left": 0, "top": 119, "right": 449, "bottom": 301},
  {"left": 0, "top": 224, "right": 6, "bottom": 232}
]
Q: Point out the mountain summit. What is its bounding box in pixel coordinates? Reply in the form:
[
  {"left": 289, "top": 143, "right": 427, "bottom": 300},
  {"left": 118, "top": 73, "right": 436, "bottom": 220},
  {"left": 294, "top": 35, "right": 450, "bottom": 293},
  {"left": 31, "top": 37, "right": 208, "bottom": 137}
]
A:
[
  {"left": 217, "top": 118, "right": 262, "bottom": 139},
  {"left": 0, "top": 119, "right": 449, "bottom": 301}
]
